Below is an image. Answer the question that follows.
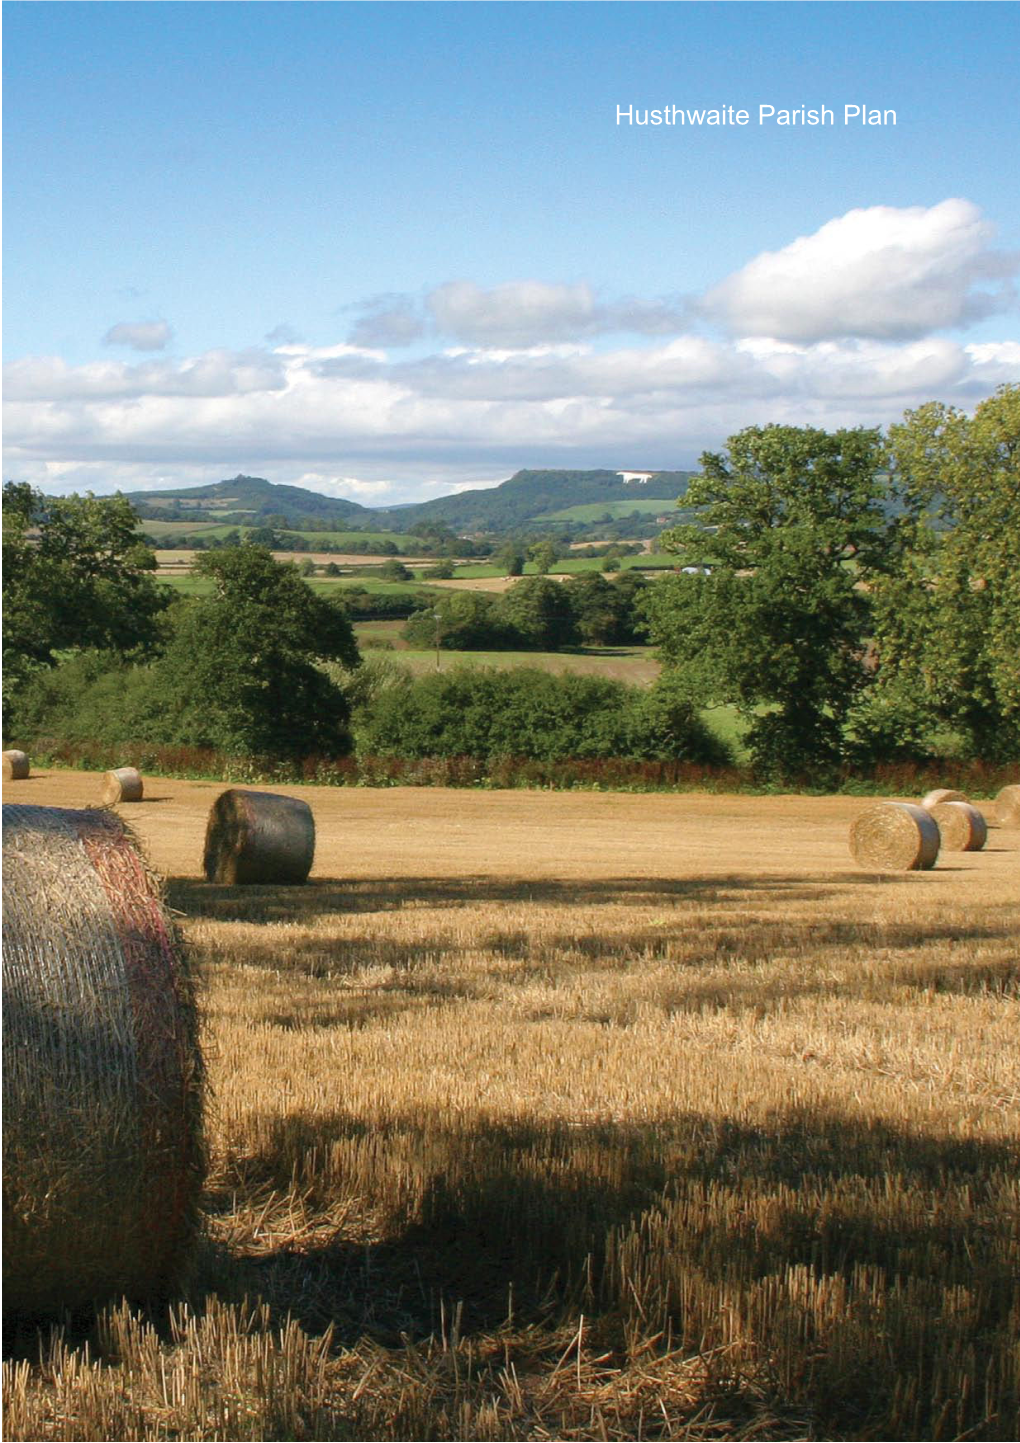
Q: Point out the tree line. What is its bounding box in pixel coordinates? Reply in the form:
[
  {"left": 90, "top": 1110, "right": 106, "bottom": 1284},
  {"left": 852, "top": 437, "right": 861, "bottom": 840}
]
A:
[
  {"left": 3, "top": 384, "right": 1017, "bottom": 784},
  {"left": 643, "top": 385, "right": 1018, "bottom": 781}
]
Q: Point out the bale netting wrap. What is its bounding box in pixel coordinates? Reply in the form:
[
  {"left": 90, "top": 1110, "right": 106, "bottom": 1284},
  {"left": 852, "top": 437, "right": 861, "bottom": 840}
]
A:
[
  {"left": 849, "top": 802, "right": 940, "bottom": 871},
  {"left": 921, "top": 787, "right": 968, "bottom": 810},
  {"left": 930, "top": 800, "right": 988, "bottom": 852},
  {"left": 102, "top": 766, "right": 144, "bottom": 804},
  {"left": 2, "top": 805, "right": 204, "bottom": 1317},
  {"left": 203, "top": 788, "right": 315, "bottom": 885},
  {"left": 3, "top": 750, "right": 30, "bottom": 781},
  {"left": 996, "top": 784, "right": 1020, "bottom": 828}
]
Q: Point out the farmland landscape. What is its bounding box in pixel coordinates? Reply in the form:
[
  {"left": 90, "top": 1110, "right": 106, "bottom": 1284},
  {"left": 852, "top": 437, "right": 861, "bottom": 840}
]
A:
[
  {"left": 3, "top": 768, "right": 1019, "bottom": 1440},
  {"left": 5, "top": 4, "right": 1020, "bottom": 1440}
]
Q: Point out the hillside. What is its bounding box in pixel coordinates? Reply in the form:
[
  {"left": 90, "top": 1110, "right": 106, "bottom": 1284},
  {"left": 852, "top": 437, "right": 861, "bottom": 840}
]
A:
[
  {"left": 125, "top": 475, "right": 372, "bottom": 526},
  {"left": 376, "top": 468, "right": 692, "bottom": 532},
  {"left": 121, "top": 468, "right": 693, "bottom": 536}
]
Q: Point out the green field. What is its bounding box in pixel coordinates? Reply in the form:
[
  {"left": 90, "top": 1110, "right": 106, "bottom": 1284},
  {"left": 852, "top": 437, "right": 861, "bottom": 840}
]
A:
[
  {"left": 156, "top": 575, "right": 444, "bottom": 601},
  {"left": 353, "top": 619, "right": 750, "bottom": 756},
  {"left": 142, "top": 520, "right": 418, "bottom": 551},
  {"left": 434, "top": 553, "right": 673, "bottom": 580},
  {"left": 536, "top": 497, "right": 680, "bottom": 521}
]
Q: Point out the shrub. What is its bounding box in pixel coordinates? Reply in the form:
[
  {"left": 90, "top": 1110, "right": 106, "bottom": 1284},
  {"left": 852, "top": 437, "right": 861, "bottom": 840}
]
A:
[
  {"left": 402, "top": 591, "right": 512, "bottom": 650},
  {"left": 377, "top": 559, "right": 413, "bottom": 582},
  {"left": 356, "top": 666, "right": 731, "bottom": 764},
  {"left": 496, "top": 577, "right": 580, "bottom": 650}
]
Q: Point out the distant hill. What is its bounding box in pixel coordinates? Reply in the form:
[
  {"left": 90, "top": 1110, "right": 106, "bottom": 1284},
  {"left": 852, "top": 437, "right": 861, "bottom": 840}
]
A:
[
  {"left": 124, "top": 475, "right": 372, "bottom": 526},
  {"left": 374, "top": 469, "right": 693, "bottom": 533},
  {"left": 121, "top": 468, "right": 693, "bottom": 535}
]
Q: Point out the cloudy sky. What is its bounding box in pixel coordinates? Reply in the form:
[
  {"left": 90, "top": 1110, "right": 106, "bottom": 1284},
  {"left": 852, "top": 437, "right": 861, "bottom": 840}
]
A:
[{"left": 4, "top": 2, "right": 1018, "bottom": 503}]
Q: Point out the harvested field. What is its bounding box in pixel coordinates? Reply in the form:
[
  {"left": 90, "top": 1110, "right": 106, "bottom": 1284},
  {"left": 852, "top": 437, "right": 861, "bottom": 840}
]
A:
[{"left": 3, "top": 768, "right": 1019, "bottom": 1441}]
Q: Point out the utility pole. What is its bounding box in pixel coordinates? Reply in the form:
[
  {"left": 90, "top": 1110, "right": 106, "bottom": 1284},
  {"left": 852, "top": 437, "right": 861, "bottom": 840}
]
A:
[{"left": 433, "top": 610, "right": 442, "bottom": 671}]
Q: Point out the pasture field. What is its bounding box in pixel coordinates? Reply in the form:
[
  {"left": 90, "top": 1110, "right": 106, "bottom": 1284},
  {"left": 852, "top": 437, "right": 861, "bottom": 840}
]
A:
[
  {"left": 354, "top": 622, "right": 663, "bottom": 686},
  {"left": 535, "top": 499, "right": 677, "bottom": 521},
  {"left": 3, "top": 771, "right": 1019, "bottom": 1441},
  {"left": 447, "top": 556, "right": 674, "bottom": 580},
  {"left": 155, "top": 575, "right": 446, "bottom": 601},
  {"left": 141, "top": 523, "right": 418, "bottom": 552}
]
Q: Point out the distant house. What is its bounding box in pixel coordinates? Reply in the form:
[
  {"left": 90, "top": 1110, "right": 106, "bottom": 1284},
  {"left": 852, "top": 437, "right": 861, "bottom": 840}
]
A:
[{"left": 616, "top": 470, "right": 657, "bottom": 485}]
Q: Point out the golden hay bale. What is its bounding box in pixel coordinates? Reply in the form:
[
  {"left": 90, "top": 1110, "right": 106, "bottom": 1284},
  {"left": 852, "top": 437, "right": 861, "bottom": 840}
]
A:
[
  {"left": 203, "top": 788, "right": 315, "bottom": 885},
  {"left": 2, "top": 804, "right": 205, "bottom": 1318},
  {"left": 921, "top": 787, "right": 968, "bottom": 809},
  {"left": 849, "top": 802, "right": 940, "bottom": 871},
  {"left": 995, "top": 784, "right": 1020, "bottom": 828},
  {"left": 929, "top": 800, "right": 988, "bottom": 852},
  {"left": 101, "top": 766, "right": 144, "bottom": 804},
  {"left": 2, "top": 750, "right": 30, "bottom": 781}
]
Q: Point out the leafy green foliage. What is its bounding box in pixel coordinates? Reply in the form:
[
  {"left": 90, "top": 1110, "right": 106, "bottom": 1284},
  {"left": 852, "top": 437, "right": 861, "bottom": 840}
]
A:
[
  {"left": 648, "top": 425, "right": 892, "bottom": 783},
  {"left": 871, "top": 385, "right": 1020, "bottom": 760},
  {"left": 377, "top": 559, "right": 414, "bottom": 582},
  {"left": 562, "top": 572, "right": 647, "bottom": 646},
  {"left": 528, "top": 538, "right": 560, "bottom": 575},
  {"left": 151, "top": 546, "right": 361, "bottom": 758},
  {"left": 497, "top": 576, "right": 581, "bottom": 651},
  {"left": 356, "top": 666, "right": 728, "bottom": 763},
  {"left": 2, "top": 483, "right": 170, "bottom": 722},
  {"left": 402, "top": 591, "right": 512, "bottom": 651}
]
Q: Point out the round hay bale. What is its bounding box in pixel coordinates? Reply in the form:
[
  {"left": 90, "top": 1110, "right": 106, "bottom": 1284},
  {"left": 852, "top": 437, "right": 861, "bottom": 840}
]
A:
[
  {"left": 921, "top": 787, "right": 968, "bottom": 809},
  {"left": 2, "top": 750, "right": 30, "bottom": 781},
  {"left": 2, "top": 804, "right": 204, "bottom": 1318},
  {"left": 849, "top": 802, "right": 940, "bottom": 871},
  {"left": 203, "top": 788, "right": 315, "bottom": 885},
  {"left": 101, "top": 766, "right": 144, "bottom": 804},
  {"left": 995, "top": 784, "right": 1020, "bottom": 828},
  {"left": 929, "top": 800, "right": 988, "bottom": 852}
]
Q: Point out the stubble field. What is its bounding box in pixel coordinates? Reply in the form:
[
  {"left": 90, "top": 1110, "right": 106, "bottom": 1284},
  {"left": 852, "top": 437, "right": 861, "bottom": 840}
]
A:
[{"left": 3, "top": 771, "right": 1019, "bottom": 1441}]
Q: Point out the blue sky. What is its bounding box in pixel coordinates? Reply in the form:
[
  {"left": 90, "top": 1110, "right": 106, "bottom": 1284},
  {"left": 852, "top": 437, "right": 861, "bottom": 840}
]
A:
[{"left": 4, "top": 2, "right": 1018, "bottom": 502}]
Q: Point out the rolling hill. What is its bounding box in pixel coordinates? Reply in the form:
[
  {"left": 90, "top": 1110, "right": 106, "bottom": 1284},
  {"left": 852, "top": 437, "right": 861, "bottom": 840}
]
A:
[
  {"left": 125, "top": 475, "right": 372, "bottom": 526},
  {"left": 122, "top": 468, "right": 693, "bottom": 536}
]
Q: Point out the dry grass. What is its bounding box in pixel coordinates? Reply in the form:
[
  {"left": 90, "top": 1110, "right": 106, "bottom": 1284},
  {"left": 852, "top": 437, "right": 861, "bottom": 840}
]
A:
[{"left": 3, "top": 770, "right": 1019, "bottom": 1440}]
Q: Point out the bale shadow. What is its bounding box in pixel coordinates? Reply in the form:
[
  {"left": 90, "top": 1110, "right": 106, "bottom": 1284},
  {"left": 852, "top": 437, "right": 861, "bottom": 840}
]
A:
[
  {"left": 8, "top": 1105, "right": 1018, "bottom": 1440},
  {"left": 184, "top": 1104, "right": 1019, "bottom": 1354},
  {"left": 167, "top": 870, "right": 914, "bottom": 925}
]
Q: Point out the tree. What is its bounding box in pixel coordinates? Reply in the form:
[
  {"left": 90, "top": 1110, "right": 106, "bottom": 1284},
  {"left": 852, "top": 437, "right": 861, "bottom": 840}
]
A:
[
  {"left": 153, "top": 545, "right": 360, "bottom": 758},
  {"left": 645, "top": 424, "right": 891, "bottom": 782},
  {"left": 3, "top": 483, "right": 169, "bottom": 716},
  {"left": 869, "top": 385, "right": 1020, "bottom": 759},
  {"left": 562, "top": 572, "right": 632, "bottom": 646},
  {"left": 498, "top": 543, "right": 526, "bottom": 578},
  {"left": 378, "top": 559, "right": 413, "bottom": 582},
  {"left": 497, "top": 576, "right": 580, "bottom": 651},
  {"left": 402, "top": 590, "right": 509, "bottom": 650},
  {"left": 528, "top": 538, "right": 560, "bottom": 575}
]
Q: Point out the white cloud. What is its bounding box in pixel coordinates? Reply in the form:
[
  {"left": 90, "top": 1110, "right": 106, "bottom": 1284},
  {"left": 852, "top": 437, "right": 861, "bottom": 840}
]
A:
[
  {"left": 5, "top": 329, "right": 1016, "bottom": 500},
  {"left": 704, "top": 199, "right": 1017, "bottom": 342},
  {"left": 426, "top": 280, "right": 690, "bottom": 346},
  {"left": 103, "top": 320, "right": 173, "bottom": 351},
  {"left": 346, "top": 293, "right": 426, "bottom": 348},
  {"left": 6, "top": 198, "right": 1018, "bottom": 501},
  {"left": 4, "top": 349, "right": 287, "bottom": 402}
]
